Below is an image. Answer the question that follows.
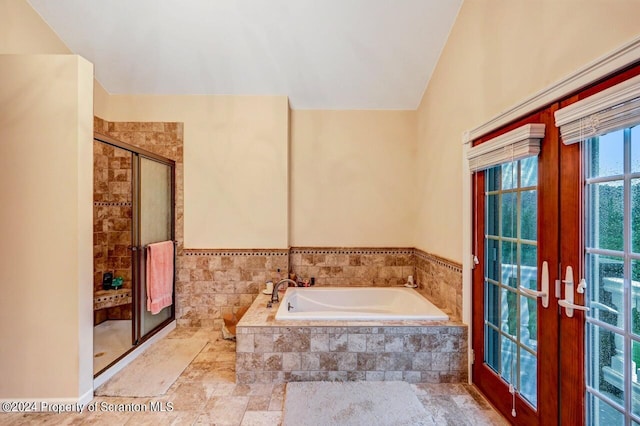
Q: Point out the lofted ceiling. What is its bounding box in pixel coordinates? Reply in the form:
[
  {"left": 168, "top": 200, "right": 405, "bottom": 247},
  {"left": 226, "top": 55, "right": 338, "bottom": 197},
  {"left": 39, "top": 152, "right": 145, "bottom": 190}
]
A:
[{"left": 28, "top": 0, "right": 462, "bottom": 110}]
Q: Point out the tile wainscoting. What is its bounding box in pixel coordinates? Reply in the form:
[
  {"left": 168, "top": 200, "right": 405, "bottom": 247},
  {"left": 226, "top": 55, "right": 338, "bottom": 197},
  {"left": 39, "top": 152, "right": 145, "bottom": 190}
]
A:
[
  {"left": 289, "top": 247, "right": 414, "bottom": 287},
  {"left": 177, "top": 250, "right": 289, "bottom": 328},
  {"left": 413, "top": 249, "right": 463, "bottom": 321},
  {"left": 176, "top": 247, "right": 462, "bottom": 327}
]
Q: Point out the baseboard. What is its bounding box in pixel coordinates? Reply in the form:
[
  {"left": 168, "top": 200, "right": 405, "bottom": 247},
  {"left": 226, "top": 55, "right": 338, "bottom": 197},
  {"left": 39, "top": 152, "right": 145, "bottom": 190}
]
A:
[{"left": 1, "top": 388, "right": 93, "bottom": 414}]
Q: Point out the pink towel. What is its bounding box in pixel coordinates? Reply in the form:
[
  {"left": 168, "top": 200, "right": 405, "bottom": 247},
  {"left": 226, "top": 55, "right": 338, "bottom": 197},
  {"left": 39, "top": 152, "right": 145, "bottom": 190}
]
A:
[{"left": 146, "top": 241, "right": 174, "bottom": 314}]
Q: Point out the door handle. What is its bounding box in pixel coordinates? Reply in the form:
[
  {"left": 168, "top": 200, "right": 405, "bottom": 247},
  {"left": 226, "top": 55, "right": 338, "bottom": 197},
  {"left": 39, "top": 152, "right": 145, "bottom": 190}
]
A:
[
  {"left": 558, "top": 266, "right": 590, "bottom": 318},
  {"left": 558, "top": 299, "right": 590, "bottom": 316},
  {"left": 519, "top": 261, "right": 549, "bottom": 308},
  {"left": 589, "top": 301, "right": 618, "bottom": 315}
]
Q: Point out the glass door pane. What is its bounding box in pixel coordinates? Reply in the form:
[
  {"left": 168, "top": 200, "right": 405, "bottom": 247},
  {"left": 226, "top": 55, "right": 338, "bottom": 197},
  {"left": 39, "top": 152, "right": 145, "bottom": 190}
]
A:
[
  {"left": 585, "top": 128, "right": 640, "bottom": 425},
  {"left": 138, "top": 156, "right": 173, "bottom": 339},
  {"left": 484, "top": 157, "right": 539, "bottom": 408},
  {"left": 93, "top": 140, "right": 135, "bottom": 375}
]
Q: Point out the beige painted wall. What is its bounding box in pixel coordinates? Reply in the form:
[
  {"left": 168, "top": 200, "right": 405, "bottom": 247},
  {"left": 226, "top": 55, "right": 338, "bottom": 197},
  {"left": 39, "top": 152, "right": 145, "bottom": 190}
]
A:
[
  {"left": 1, "top": 0, "right": 111, "bottom": 124},
  {"left": 0, "top": 55, "right": 93, "bottom": 399},
  {"left": 0, "top": 0, "right": 70, "bottom": 54},
  {"left": 416, "top": 0, "right": 640, "bottom": 263},
  {"left": 103, "top": 95, "right": 290, "bottom": 249},
  {"left": 290, "top": 110, "right": 416, "bottom": 247},
  {"left": 93, "top": 80, "right": 109, "bottom": 118}
]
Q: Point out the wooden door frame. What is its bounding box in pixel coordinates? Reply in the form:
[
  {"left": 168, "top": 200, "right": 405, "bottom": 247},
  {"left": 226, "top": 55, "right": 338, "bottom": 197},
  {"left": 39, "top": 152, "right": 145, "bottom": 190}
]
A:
[{"left": 556, "top": 113, "right": 584, "bottom": 425}]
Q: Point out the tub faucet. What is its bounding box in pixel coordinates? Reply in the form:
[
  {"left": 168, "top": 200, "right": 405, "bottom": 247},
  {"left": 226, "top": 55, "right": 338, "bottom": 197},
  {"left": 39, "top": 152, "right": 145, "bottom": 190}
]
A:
[{"left": 271, "top": 279, "right": 297, "bottom": 304}]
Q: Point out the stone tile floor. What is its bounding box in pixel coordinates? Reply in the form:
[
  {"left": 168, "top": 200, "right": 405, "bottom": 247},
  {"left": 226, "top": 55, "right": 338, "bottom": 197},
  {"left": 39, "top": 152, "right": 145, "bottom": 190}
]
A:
[{"left": 2, "top": 327, "right": 507, "bottom": 425}]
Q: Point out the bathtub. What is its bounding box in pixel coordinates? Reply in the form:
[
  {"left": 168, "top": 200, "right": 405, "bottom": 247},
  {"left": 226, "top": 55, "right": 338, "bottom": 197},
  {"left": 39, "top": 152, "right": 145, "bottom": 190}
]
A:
[{"left": 274, "top": 287, "right": 449, "bottom": 321}]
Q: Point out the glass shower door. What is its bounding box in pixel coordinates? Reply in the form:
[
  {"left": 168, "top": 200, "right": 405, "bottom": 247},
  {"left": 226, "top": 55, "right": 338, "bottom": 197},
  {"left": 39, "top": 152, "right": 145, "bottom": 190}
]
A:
[{"left": 137, "top": 156, "right": 174, "bottom": 340}]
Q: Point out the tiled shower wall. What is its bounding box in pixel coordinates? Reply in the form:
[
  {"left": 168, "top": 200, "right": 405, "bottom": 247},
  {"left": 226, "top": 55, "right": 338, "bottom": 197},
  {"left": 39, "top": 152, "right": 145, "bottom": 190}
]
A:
[
  {"left": 94, "top": 116, "right": 184, "bottom": 322},
  {"left": 93, "top": 140, "right": 133, "bottom": 323},
  {"left": 93, "top": 141, "right": 133, "bottom": 295}
]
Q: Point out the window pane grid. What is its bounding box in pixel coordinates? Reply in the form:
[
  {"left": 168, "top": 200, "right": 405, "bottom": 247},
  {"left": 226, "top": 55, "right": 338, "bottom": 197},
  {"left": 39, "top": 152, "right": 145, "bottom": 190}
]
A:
[
  {"left": 586, "top": 386, "right": 640, "bottom": 425},
  {"left": 586, "top": 173, "right": 640, "bottom": 185},
  {"left": 586, "top": 247, "right": 628, "bottom": 257},
  {"left": 486, "top": 185, "right": 537, "bottom": 196},
  {"left": 485, "top": 322, "right": 537, "bottom": 353},
  {"left": 587, "top": 387, "right": 626, "bottom": 419},
  {"left": 484, "top": 158, "right": 538, "bottom": 407},
  {"left": 585, "top": 127, "right": 640, "bottom": 425},
  {"left": 486, "top": 235, "right": 538, "bottom": 246},
  {"left": 588, "top": 316, "right": 627, "bottom": 335}
]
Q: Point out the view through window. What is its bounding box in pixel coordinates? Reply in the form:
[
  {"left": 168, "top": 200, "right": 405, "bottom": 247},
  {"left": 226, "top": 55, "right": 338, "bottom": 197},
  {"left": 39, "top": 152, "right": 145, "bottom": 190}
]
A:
[
  {"left": 585, "top": 126, "right": 640, "bottom": 425},
  {"left": 484, "top": 156, "right": 538, "bottom": 407}
]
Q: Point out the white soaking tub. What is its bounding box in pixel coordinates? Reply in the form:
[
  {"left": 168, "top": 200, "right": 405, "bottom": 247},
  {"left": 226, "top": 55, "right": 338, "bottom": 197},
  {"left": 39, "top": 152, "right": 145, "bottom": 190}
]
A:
[{"left": 274, "top": 287, "right": 449, "bottom": 321}]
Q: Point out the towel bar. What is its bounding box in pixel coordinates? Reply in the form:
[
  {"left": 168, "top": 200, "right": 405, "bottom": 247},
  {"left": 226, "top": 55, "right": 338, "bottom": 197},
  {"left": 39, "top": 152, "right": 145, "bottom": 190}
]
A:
[
  {"left": 126, "top": 241, "right": 178, "bottom": 251},
  {"left": 143, "top": 240, "right": 178, "bottom": 249}
]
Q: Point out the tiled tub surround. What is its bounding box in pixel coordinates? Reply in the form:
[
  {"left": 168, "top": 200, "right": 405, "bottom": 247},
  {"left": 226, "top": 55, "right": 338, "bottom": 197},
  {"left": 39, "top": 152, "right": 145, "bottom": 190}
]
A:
[
  {"left": 236, "top": 293, "right": 467, "bottom": 385},
  {"left": 178, "top": 250, "right": 289, "bottom": 328},
  {"left": 414, "top": 249, "right": 463, "bottom": 321},
  {"left": 289, "top": 247, "right": 462, "bottom": 321},
  {"left": 174, "top": 246, "right": 460, "bottom": 329},
  {"left": 289, "top": 248, "right": 414, "bottom": 287}
]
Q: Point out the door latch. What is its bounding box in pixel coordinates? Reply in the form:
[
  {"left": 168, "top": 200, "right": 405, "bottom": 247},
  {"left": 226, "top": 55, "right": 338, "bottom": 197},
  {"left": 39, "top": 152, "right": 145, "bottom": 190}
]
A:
[{"left": 558, "top": 266, "right": 590, "bottom": 317}]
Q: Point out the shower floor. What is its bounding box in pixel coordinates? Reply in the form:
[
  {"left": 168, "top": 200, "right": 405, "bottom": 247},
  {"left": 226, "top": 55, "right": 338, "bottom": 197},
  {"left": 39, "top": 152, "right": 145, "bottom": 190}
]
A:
[{"left": 94, "top": 320, "right": 133, "bottom": 375}]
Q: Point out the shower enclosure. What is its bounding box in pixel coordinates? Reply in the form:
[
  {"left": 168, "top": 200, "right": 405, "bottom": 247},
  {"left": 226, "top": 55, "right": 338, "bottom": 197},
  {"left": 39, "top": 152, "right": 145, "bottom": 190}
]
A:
[{"left": 93, "top": 133, "right": 175, "bottom": 376}]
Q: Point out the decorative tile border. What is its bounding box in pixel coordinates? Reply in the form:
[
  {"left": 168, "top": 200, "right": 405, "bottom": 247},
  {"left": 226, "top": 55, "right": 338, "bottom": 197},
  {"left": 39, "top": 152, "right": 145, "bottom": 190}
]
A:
[
  {"left": 290, "top": 247, "right": 414, "bottom": 255},
  {"left": 93, "top": 289, "right": 132, "bottom": 310},
  {"left": 184, "top": 249, "right": 289, "bottom": 257},
  {"left": 93, "top": 201, "right": 132, "bottom": 207},
  {"left": 413, "top": 249, "right": 462, "bottom": 273}
]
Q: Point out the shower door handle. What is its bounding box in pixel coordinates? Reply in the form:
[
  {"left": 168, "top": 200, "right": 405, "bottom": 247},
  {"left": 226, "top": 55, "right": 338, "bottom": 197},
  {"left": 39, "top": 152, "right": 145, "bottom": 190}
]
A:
[{"left": 519, "top": 261, "right": 549, "bottom": 308}]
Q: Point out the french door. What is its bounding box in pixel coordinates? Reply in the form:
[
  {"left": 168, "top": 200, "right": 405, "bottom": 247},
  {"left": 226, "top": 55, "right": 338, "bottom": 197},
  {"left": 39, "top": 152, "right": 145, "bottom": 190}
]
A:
[
  {"left": 472, "top": 65, "right": 640, "bottom": 425},
  {"left": 472, "top": 107, "right": 564, "bottom": 425}
]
